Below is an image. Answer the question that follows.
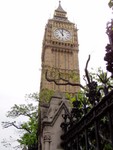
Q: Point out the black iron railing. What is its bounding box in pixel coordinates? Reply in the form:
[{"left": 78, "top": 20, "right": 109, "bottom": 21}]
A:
[{"left": 60, "top": 90, "right": 113, "bottom": 150}]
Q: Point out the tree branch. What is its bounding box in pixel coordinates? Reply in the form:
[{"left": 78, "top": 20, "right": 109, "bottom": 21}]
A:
[
  {"left": 85, "top": 55, "right": 91, "bottom": 84},
  {"left": 6, "top": 104, "right": 37, "bottom": 119},
  {"left": 2, "top": 121, "right": 31, "bottom": 134},
  {"left": 45, "top": 70, "right": 86, "bottom": 90}
]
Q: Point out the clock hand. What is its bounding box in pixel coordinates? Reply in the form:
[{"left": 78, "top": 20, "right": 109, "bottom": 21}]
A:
[
  {"left": 62, "top": 29, "right": 64, "bottom": 36},
  {"left": 59, "top": 29, "right": 64, "bottom": 36}
]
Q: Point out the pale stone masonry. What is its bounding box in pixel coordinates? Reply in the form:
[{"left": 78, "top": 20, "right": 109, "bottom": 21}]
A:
[
  {"left": 40, "top": 1, "right": 80, "bottom": 94},
  {"left": 38, "top": 2, "right": 80, "bottom": 150},
  {"left": 39, "top": 92, "right": 71, "bottom": 150}
]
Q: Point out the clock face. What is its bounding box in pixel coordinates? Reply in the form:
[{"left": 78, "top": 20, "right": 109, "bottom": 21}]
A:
[{"left": 54, "top": 28, "right": 72, "bottom": 41}]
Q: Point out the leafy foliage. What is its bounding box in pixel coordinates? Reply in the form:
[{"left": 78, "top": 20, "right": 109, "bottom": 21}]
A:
[
  {"left": 17, "top": 117, "right": 38, "bottom": 149},
  {"left": 62, "top": 67, "right": 113, "bottom": 149},
  {"left": 39, "top": 88, "right": 54, "bottom": 103},
  {"left": 26, "top": 89, "right": 54, "bottom": 103},
  {"left": 2, "top": 93, "right": 38, "bottom": 150},
  {"left": 6, "top": 103, "right": 37, "bottom": 119},
  {"left": 47, "top": 67, "right": 79, "bottom": 82},
  {"left": 45, "top": 66, "right": 80, "bottom": 87},
  {"left": 84, "top": 67, "right": 113, "bottom": 95},
  {"left": 2, "top": 89, "right": 54, "bottom": 149}
]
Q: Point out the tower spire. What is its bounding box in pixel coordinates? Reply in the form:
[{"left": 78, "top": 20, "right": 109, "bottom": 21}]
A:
[
  {"left": 55, "top": 0, "right": 66, "bottom": 13},
  {"left": 54, "top": 0, "right": 67, "bottom": 20}
]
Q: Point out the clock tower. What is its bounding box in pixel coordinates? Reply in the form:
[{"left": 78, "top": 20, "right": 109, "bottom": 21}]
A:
[
  {"left": 38, "top": 2, "right": 80, "bottom": 150},
  {"left": 40, "top": 1, "right": 80, "bottom": 94}
]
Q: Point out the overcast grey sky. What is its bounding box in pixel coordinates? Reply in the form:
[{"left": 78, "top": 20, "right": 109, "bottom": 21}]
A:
[{"left": 0, "top": 0, "right": 112, "bottom": 149}]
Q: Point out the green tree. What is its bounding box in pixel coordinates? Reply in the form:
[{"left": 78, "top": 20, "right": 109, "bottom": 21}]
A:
[
  {"left": 2, "top": 89, "right": 54, "bottom": 150},
  {"left": 2, "top": 94, "right": 38, "bottom": 150},
  {"left": 84, "top": 67, "right": 113, "bottom": 96}
]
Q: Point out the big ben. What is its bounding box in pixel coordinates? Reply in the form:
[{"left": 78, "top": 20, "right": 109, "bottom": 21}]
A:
[
  {"left": 38, "top": 2, "right": 80, "bottom": 150},
  {"left": 40, "top": 1, "right": 80, "bottom": 94}
]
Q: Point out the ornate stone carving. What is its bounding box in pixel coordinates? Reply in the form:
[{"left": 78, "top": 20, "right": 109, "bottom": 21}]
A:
[{"left": 44, "top": 134, "right": 51, "bottom": 142}]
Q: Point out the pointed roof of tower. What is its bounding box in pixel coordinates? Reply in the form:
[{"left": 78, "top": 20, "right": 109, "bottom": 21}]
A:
[
  {"left": 53, "top": 1, "right": 69, "bottom": 22},
  {"left": 55, "top": 1, "right": 66, "bottom": 13}
]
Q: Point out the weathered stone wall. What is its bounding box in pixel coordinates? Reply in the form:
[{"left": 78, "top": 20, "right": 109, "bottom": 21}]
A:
[{"left": 39, "top": 92, "right": 71, "bottom": 150}]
